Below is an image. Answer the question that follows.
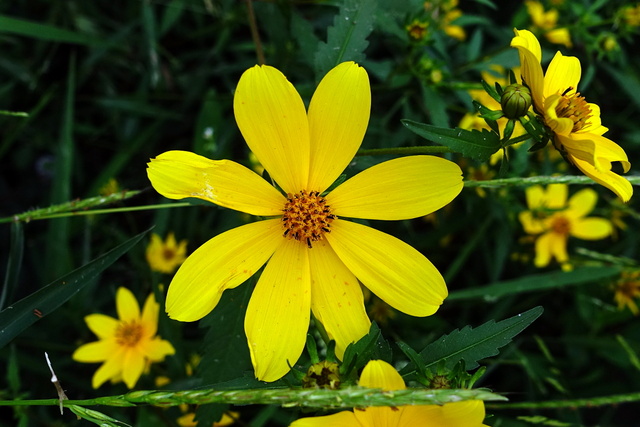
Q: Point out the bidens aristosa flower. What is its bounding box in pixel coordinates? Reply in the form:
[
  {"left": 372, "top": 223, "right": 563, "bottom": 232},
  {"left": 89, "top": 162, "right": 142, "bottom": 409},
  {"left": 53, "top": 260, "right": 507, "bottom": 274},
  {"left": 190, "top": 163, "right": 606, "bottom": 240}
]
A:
[
  {"left": 147, "top": 62, "right": 463, "bottom": 382},
  {"left": 511, "top": 29, "right": 632, "bottom": 202},
  {"left": 146, "top": 232, "right": 187, "bottom": 274},
  {"left": 290, "top": 359, "right": 488, "bottom": 427}
]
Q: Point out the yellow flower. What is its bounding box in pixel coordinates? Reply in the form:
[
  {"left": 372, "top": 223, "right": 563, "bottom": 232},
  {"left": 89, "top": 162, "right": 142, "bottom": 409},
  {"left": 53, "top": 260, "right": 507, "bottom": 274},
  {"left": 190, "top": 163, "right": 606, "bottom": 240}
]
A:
[
  {"left": 72, "top": 287, "right": 175, "bottom": 388},
  {"left": 406, "top": 19, "right": 428, "bottom": 41},
  {"left": 146, "top": 232, "right": 188, "bottom": 274},
  {"left": 290, "top": 359, "right": 488, "bottom": 427},
  {"left": 613, "top": 270, "right": 640, "bottom": 315},
  {"left": 519, "top": 184, "right": 612, "bottom": 268},
  {"left": 177, "top": 411, "right": 238, "bottom": 427},
  {"left": 511, "top": 29, "right": 633, "bottom": 202},
  {"left": 147, "top": 62, "right": 463, "bottom": 382},
  {"left": 525, "top": 0, "right": 572, "bottom": 48},
  {"left": 622, "top": 4, "right": 640, "bottom": 27}
]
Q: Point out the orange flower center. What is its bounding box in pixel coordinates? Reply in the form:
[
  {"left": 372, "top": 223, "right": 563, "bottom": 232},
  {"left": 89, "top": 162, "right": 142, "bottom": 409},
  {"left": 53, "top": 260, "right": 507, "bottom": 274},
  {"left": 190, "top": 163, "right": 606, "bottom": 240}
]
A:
[
  {"left": 282, "top": 190, "right": 336, "bottom": 248},
  {"left": 551, "top": 215, "right": 571, "bottom": 235},
  {"left": 556, "top": 89, "right": 592, "bottom": 132},
  {"left": 115, "top": 321, "right": 144, "bottom": 347}
]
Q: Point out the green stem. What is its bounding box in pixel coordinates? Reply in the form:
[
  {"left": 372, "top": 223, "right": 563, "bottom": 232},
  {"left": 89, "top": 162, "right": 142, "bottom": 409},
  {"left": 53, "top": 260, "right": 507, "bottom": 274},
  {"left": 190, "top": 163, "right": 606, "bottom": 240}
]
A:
[
  {"left": 502, "top": 134, "right": 531, "bottom": 147},
  {"left": 356, "top": 146, "right": 454, "bottom": 156},
  {"left": 0, "top": 387, "right": 504, "bottom": 409},
  {"left": 487, "top": 391, "right": 640, "bottom": 410},
  {"left": 464, "top": 175, "right": 640, "bottom": 188}
]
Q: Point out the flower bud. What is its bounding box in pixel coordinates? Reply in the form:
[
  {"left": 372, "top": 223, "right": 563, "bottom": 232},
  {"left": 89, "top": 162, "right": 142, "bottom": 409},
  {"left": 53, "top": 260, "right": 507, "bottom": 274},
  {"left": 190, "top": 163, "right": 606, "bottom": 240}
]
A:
[{"left": 500, "top": 84, "right": 532, "bottom": 119}]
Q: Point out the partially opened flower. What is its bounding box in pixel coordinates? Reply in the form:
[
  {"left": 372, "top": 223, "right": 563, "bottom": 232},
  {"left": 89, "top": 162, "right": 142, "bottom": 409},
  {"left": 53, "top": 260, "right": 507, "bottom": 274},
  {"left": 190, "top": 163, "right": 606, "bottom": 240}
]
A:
[
  {"left": 72, "top": 287, "right": 175, "bottom": 388},
  {"left": 290, "top": 359, "right": 488, "bottom": 427},
  {"left": 146, "top": 232, "right": 188, "bottom": 274},
  {"left": 147, "top": 62, "right": 463, "bottom": 381},
  {"left": 511, "top": 29, "right": 632, "bottom": 202},
  {"left": 519, "top": 184, "right": 613, "bottom": 268}
]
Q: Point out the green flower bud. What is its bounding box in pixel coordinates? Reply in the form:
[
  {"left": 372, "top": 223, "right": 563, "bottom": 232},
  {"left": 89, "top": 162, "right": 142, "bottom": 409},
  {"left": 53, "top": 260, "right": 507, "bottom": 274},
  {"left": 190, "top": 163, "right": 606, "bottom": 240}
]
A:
[{"left": 500, "top": 83, "right": 532, "bottom": 119}]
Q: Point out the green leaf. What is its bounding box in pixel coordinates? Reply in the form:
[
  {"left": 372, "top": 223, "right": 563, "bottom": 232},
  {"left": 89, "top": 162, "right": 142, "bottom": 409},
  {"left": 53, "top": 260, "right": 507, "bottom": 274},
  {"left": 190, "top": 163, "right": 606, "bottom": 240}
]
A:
[
  {"left": 402, "top": 119, "right": 501, "bottom": 161},
  {"left": 0, "top": 15, "right": 108, "bottom": 47},
  {"left": 448, "top": 266, "right": 621, "bottom": 301},
  {"left": 0, "top": 228, "right": 149, "bottom": 349},
  {"left": 0, "top": 222, "right": 24, "bottom": 310},
  {"left": 314, "top": 0, "right": 376, "bottom": 78},
  {"left": 340, "top": 322, "right": 391, "bottom": 379},
  {"left": 402, "top": 307, "right": 543, "bottom": 374}
]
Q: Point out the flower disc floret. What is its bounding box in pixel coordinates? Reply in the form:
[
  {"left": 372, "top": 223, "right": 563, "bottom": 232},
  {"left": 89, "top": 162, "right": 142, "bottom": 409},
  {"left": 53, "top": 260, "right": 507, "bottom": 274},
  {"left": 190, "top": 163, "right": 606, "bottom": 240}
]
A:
[{"left": 282, "top": 190, "right": 336, "bottom": 248}]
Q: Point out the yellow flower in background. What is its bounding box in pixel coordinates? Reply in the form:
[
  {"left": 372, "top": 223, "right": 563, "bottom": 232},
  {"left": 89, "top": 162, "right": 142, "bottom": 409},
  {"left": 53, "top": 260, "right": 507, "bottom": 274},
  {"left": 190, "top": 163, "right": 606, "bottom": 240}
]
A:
[
  {"left": 525, "top": 0, "right": 572, "bottom": 48},
  {"left": 72, "top": 287, "right": 175, "bottom": 388},
  {"left": 146, "top": 232, "right": 188, "bottom": 274},
  {"left": 621, "top": 4, "right": 640, "bottom": 27},
  {"left": 177, "top": 411, "right": 238, "bottom": 427},
  {"left": 290, "top": 359, "right": 488, "bottom": 427},
  {"left": 613, "top": 270, "right": 640, "bottom": 315},
  {"left": 519, "top": 184, "right": 612, "bottom": 268},
  {"left": 511, "top": 29, "right": 633, "bottom": 202},
  {"left": 147, "top": 62, "right": 463, "bottom": 382},
  {"left": 406, "top": 19, "right": 429, "bottom": 41},
  {"left": 425, "top": 0, "right": 466, "bottom": 41}
]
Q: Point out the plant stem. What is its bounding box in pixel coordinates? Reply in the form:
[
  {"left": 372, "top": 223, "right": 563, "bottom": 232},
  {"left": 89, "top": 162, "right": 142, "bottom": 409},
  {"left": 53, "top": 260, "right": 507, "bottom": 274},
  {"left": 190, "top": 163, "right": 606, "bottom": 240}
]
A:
[
  {"left": 487, "top": 391, "right": 640, "bottom": 410},
  {"left": 463, "top": 175, "right": 640, "bottom": 188}
]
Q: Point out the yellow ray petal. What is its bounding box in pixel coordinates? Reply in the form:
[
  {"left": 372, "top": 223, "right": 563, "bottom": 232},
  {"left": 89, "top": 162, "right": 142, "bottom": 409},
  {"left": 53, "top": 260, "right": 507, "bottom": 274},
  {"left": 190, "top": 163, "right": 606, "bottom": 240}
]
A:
[
  {"left": 84, "top": 314, "right": 118, "bottom": 339},
  {"left": 92, "top": 348, "right": 125, "bottom": 389},
  {"left": 122, "top": 349, "right": 145, "bottom": 389},
  {"left": 72, "top": 340, "right": 118, "bottom": 363},
  {"left": 245, "top": 239, "right": 311, "bottom": 382},
  {"left": 568, "top": 154, "right": 633, "bottom": 202},
  {"left": 234, "top": 65, "right": 310, "bottom": 194},
  {"left": 307, "top": 62, "right": 371, "bottom": 192},
  {"left": 147, "top": 150, "right": 285, "bottom": 216},
  {"left": 582, "top": 103, "right": 608, "bottom": 136},
  {"left": 290, "top": 411, "right": 360, "bottom": 427},
  {"left": 405, "top": 401, "right": 487, "bottom": 427},
  {"left": 549, "top": 231, "right": 569, "bottom": 264},
  {"left": 544, "top": 51, "right": 581, "bottom": 100},
  {"left": 571, "top": 217, "right": 612, "bottom": 240},
  {"left": 545, "top": 94, "right": 575, "bottom": 136},
  {"left": 166, "top": 219, "right": 282, "bottom": 322},
  {"left": 309, "top": 240, "right": 370, "bottom": 359},
  {"left": 524, "top": 185, "right": 544, "bottom": 209},
  {"left": 544, "top": 183, "right": 568, "bottom": 209},
  {"left": 327, "top": 156, "right": 463, "bottom": 220},
  {"left": 144, "top": 338, "right": 176, "bottom": 362},
  {"left": 565, "top": 188, "right": 597, "bottom": 219},
  {"left": 354, "top": 406, "right": 400, "bottom": 427},
  {"left": 359, "top": 359, "right": 405, "bottom": 390},
  {"left": 116, "top": 287, "right": 140, "bottom": 323},
  {"left": 511, "top": 29, "right": 544, "bottom": 110},
  {"left": 534, "top": 232, "right": 553, "bottom": 268},
  {"left": 519, "top": 211, "right": 546, "bottom": 235},
  {"left": 141, "top": 293, "right": 159, "bottom": 338},
  {"left": 326, "top": 220, "right": 447, "bottom": 317}
]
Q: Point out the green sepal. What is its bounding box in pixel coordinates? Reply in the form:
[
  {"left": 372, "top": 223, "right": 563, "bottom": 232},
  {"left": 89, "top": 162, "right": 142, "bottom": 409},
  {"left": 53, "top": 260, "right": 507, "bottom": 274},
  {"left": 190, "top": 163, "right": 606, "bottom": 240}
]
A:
[
  {"left": 521, "top": 113, "right": 550, "bottom": 152},
  {"left": 473, "top": 101, "right": 500, "bottom": 134},
  {"left": 402, "top": 119, "right": 501, "bottom": 162},
  {"left": 481, "top": 79, "right": 501, "bottom": 103},
  {"left": 340, "top": 322, "right": 391, "bottom": 380}
]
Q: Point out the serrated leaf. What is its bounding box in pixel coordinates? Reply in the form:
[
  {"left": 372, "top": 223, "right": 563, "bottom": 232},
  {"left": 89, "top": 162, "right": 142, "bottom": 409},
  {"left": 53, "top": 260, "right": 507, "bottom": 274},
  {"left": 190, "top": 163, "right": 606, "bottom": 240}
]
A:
[
  {"left": 402, "top": 119, "right": 501, "bottom": 161},
  {"left": 314, "top": 0, "right": 376, "bottom": 78},
  {"left": 0, "top": 228, "right": 149, "bottom": 349},
  {"left": 401, "top": 307, "right": 543, "bottom": 375}
]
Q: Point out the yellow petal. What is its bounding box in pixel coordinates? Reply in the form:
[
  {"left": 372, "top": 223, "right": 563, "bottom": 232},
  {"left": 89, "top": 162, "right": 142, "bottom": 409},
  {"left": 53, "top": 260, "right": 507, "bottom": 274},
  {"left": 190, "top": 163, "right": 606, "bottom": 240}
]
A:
[
  {"left": 518, "top": 211, "right": 546, "bottom": 235},
  {"left": 571, "top": 218, "right": 612, "bottom": 240},
  {"left": 581, "top": 103, "right": 608, "bottom": 136},
  {"left": 144, "top": 338, "right": 176, "bottom": 362},
  {"left": 290, "top": 411, "right": 359, "bottom": 427},
  {"left": 234, "top": 65, "right": 310, "bottom": 193},
  {"left": 546, "top": 28, "right": 572, "bottom": 49},
  {"left": 147, "top": 150, "right": 285, "bottom": 216},
  {"left": 544, "top": 183, "right": 568, "bottom": 209},
  {"left": 166, "top": 219, "right": 282, "bottom": 322},
  {"left": 92, "top": 348, "right": 125, "bottom": 388},
  {"left": 524, "top": 185, "right": 544, "bottom": 209},
  {"left": 85, "top": 314, "right": 119, "bottom": 339},
  {"left": 139, "top": 293, "right": 158, "bottom": 338},
  {"left": 354, "top": 406, "right": 400, "bottom": 427},
  {"left": 244, "top": 239, "right": 311, "bottom": 382},
  {"left": 327, "top": 156, "right": 463, "bottom": 220},
  {"left": 309, "top": 240, "right": 370, "bottom": 360},
  {"left": 307, "top": 62, "right": 371, "bottom": 192},
  {"left": 359, "top": 359, "right": 406, "bottom": 390},
  {"left": 570, "top": 155, "right": 633, "bottom": 202},
  {"left": 544, "top": 94, "right": 575, "bottom": 136},
  {"left": 72, "top": 339, "right": 117, "bottom": 363},
  {"left": 405, "top": 401, "right": 487, "bottom": 427},
  {"left": 122, "top": 349, "right": 145, "bottom": 389},
  {"left": 543, "top": 51, "right": 580, "bottom": 100},
  {"left": 326, "top": 220, "right": 447, "bottom": 317},
  {"left": 565, "top": 188, "right": 597, "bottom": 219},
  {"left": 511, "top": 29, "right": 544, "bottom": 110},
  {"left": 549, "top": 230, "right": 569, "bottom": 264},
  {"left": 534, "top": 232, "right": 553, "bottom": 267},
  {"left": 116, "top": 287, "right": 140, "bottom": 323},
  {"left": 556, "top": 134, "right": 596, "bottom": 165}
]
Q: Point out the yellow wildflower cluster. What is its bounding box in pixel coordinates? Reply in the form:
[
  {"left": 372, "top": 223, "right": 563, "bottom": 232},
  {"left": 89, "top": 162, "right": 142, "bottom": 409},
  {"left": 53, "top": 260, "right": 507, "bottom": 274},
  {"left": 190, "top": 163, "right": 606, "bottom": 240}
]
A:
[{"left": 524, "top": 0, "right": 572, "bottom": 48}]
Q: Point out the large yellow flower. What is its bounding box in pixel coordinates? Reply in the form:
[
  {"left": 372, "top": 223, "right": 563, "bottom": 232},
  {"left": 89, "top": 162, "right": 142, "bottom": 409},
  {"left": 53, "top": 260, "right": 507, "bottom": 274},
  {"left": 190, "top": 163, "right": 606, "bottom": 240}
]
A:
[
  {"left": 511, "top": 29, "right": 632, "bottom": 202},
  {"left": 147, "top": 62, "right": 463, "bottom": 382},
  {"left": 290, "top": 359, "right": 488, "bottom": 427},
  {"left": 519, "top": 184, "right": 612, "bottom": 268},
  {"left": 72, "top": 287, "right": 175, "bottom": 388}
]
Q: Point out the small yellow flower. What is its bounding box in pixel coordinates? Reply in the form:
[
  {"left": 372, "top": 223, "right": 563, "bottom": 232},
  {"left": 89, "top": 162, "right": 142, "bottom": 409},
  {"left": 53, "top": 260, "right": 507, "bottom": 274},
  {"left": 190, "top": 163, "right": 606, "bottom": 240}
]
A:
[
  {"left": 177, "top": 411, "right": 238, "bottom": 427},
  {"left": 511, "top": 29, "right": 633, "bottom": 202},
  {"left": 613, "top": 270, "right": 640, "bottom": 315},
  {"left": 290, "top": 359, "right": 488, "bottom": 427},
  {"left": 406, "top": 19, "right": 429, "bottom": 41},
  {"left": 147, "top": 62, "right": 463, "bottom": 382},
  {"left": 622, "top": 4, "right": 640, "bottom": 27},
  {"left": 146, "top": 233, "right": 188, "bottom": 274},
  {"left": 519, "top": 184, "right": 613, "bottom": 268},
  {"left": 525, "top": 0, "right": 572, "bottom": 48},
  {"left": 72, "top": 287, "right": 175, "bottom": 389}
]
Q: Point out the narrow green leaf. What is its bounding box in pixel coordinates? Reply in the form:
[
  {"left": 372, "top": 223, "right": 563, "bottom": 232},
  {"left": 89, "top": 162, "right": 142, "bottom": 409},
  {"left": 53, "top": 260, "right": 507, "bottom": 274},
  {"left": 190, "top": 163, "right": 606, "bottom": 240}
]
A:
[
  {"left": 0, "top": 229, "right": 149, "bottom": 349},
  {"left": 315, "top": 0, "right": 376, "bottom": 78},
  {"left": 448, "top": 266, "right": 621, "bottom": 301},
  {"left": 0, "top": 222, "right": 23, "bottom": 310},
  {"left": 0, "top": 15, "right": 108, "bottom": 47},
  {"left": 402, "top": 119, "right": 501, "bottom": 161}
]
